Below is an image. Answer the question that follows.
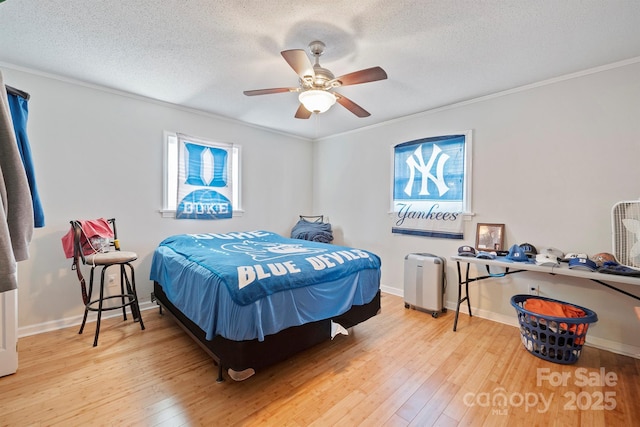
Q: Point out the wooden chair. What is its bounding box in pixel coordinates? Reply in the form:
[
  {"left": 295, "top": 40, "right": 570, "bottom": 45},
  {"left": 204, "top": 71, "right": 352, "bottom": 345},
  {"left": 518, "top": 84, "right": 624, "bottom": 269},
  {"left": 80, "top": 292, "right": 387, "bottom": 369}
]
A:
[{"left": 70, "top": 218, "right": 145, "bottom": 346}]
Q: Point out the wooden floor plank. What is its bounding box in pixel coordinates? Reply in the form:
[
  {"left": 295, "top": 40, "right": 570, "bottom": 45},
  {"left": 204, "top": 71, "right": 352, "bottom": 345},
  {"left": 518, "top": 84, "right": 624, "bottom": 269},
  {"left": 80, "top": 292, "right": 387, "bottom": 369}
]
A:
[{"left": 0, "top": 293, "right": 638, "bottom": 426}]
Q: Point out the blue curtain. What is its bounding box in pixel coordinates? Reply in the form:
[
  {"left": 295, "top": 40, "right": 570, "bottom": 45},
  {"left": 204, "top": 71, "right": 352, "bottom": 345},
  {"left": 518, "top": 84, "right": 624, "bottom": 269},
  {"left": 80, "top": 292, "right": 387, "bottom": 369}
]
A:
[{"left": 7, "top": 90, "right": 44, "bottom": 228}]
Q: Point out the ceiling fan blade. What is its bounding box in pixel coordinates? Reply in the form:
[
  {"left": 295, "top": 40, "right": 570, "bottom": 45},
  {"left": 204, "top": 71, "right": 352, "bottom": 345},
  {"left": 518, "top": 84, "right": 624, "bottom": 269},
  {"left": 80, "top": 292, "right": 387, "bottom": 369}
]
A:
[
  {"left": 294, "top": 104, "right": 312, "bottom": 119},
  {"left": 331, "top": 66, "right": 388, "bottom": 87},
  {"left": 243, "top": 87, "right": 297, "bottom": 96},
  {"left": 281, "top": 49, "right": 315, "bottom": 80},
  {"left": 335, "top": 93, "right": 370, "bottom": 118}
]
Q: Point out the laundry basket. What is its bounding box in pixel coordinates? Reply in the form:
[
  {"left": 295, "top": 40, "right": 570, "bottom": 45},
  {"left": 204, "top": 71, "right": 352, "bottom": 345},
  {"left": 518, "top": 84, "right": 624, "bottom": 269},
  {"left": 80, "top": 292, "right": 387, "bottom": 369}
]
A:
[{"left": 510, "top": 294, "right": 598, "bottom": 364}]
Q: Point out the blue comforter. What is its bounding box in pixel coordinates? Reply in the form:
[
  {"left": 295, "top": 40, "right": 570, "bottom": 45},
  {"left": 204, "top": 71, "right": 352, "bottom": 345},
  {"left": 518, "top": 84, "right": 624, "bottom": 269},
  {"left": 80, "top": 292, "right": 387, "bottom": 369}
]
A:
[{"left": 152, "top": 230, "right": 381, "bottom": 306}]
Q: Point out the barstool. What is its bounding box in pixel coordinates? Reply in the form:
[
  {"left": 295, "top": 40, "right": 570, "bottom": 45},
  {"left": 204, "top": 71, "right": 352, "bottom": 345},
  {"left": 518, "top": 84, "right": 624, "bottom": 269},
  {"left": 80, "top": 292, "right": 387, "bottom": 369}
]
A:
[{"left": 70, "top": 218, "right": 145, "bottom": 346}]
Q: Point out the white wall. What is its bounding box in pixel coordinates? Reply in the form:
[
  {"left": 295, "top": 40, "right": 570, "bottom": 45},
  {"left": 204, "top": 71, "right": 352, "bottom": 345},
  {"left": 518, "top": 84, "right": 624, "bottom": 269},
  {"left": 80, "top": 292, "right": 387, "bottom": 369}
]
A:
[
  {"left": 1, "top": 67, "right": 313, "bottom": 333},
  {"left": 4, "top": 60, "right": 639, "bottom": 358},
  {"left": 313, "top": 60, "right": 640, "bottom": 357}
]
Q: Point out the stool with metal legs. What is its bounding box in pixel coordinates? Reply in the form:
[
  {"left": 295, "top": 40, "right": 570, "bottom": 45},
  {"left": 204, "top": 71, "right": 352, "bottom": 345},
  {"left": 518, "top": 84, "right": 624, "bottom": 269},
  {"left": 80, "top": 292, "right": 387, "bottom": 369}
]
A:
[{"left": 71, "top": 218, "right": 145, "bottom": 346}]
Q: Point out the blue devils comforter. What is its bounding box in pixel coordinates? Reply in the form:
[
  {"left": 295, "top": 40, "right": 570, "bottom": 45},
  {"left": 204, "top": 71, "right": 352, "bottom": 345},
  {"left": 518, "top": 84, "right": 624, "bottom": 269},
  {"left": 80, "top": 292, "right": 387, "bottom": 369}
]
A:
[{"left": 149, "top": 230, "right": 381, "bottom": 341}]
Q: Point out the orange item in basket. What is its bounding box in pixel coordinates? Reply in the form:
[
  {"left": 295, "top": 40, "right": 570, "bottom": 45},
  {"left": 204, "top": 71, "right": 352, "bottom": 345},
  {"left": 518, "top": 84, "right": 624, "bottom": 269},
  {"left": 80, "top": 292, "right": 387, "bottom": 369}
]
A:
[{"left": 524, "top": 298, "right": 587, "bottom": 339}]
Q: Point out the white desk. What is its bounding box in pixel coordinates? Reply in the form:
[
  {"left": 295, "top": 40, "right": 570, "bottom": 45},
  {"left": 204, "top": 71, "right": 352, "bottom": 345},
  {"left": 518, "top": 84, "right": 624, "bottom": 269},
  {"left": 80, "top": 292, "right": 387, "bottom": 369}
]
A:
[{"left": 451, "top": 255, "right": 640, "bottom": 331}]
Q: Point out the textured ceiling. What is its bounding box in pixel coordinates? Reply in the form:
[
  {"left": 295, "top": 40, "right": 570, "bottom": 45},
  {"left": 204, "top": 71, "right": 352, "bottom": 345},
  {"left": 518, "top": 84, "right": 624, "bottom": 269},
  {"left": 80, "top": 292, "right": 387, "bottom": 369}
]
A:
[{"left": 1, "top": 1, "right": 640, "bottom": 139}]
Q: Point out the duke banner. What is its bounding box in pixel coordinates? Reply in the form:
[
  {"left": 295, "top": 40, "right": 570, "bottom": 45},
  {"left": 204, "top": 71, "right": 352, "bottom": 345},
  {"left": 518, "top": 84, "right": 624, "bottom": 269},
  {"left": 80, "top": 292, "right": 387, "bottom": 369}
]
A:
[
  {"left": 176, "top": 134, "right": 233, "bottom": 220},
  {"left": 392, "top": 133, "right": 471, "bottom": 239}
]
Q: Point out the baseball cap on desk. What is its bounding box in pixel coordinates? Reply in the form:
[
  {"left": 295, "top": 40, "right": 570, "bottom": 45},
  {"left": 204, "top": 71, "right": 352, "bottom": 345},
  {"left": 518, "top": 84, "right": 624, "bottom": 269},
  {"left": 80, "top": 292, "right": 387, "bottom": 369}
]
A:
[
  {"left": 562, "top": 253, "right": 588, "bottom": 262},
  {"left": 599, "top": 261, "right": 640, "bottom": 276},
  {"left": 519, "top": 243, "right": 537, "bottom": 258},
  {"left": 591, "top": 252, "right": 617, "bottom": 267},
  {"left": 539, "top": 247, "right": 565, "bottom": 262},
  {"left": 476, "top": 251, "right": 497, "bottom": 260},
  {"left": 568, "top": 257, "right": 598, "bottom": 271},
  {"left": 458, "top": 245, "right": 476, "bottom": 257},
  {"left": 506, "top": 244, "right": 529, "bottom": 262},
  {"left": 535, "top": 253, "right": 560, "bottom": 267}
]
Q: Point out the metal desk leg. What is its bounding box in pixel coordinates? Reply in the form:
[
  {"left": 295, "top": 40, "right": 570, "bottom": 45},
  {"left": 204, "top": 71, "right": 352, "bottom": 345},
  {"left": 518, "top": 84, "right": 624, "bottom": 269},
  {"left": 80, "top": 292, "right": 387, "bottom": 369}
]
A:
[
  {"left": 453, "top": 261, "right": 472, "bottom": 331},
  {"left": 464, "top": 263, "right": 472, "bottom": 316}
]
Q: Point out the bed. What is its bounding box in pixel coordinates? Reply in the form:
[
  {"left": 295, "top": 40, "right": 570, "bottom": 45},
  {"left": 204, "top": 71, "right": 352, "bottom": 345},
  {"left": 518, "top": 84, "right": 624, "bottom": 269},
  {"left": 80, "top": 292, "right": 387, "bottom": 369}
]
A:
[{"left": 149, "top": 230, "right": 381, "bottom": 381}]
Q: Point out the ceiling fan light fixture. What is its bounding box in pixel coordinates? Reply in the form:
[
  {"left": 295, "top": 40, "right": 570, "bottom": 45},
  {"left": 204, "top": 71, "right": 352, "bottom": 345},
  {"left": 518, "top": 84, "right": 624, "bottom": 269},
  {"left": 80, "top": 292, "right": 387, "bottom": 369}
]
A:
[{"left": 298, "top": 89, "right": 336, "bottom": 113}]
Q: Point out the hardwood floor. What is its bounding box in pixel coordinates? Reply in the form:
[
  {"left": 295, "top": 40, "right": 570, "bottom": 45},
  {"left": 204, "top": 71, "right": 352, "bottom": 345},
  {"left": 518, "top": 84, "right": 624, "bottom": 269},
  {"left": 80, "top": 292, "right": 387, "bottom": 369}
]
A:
[{"left": 1, "top": 293, "right": 638, "bottom": 426}]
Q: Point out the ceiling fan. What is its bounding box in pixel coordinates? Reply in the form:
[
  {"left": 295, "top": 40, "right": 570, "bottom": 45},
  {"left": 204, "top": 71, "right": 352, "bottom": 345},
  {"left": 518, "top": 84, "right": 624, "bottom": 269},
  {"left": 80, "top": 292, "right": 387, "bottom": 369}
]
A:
[{"left": 243, "top": 40, "right": 387, "bottom": 119}]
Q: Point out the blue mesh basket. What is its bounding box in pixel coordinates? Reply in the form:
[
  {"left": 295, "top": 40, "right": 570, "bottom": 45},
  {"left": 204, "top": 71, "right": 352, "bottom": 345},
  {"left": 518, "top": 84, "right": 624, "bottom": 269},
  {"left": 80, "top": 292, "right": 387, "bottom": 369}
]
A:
[{"left": 510, "top": 294, "right": 598, "bottom": 364}]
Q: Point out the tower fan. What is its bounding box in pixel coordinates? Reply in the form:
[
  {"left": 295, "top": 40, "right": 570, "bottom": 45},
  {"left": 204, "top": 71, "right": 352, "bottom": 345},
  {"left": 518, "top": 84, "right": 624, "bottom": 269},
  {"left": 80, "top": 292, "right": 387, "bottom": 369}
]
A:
[{"left": 611, "top": 200, "right": 640, "bottom": 270}]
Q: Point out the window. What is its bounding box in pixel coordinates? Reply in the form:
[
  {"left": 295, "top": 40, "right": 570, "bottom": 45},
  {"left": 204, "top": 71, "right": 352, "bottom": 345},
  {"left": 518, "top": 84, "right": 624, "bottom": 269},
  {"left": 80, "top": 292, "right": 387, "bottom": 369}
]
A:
[
  {"left": 391, "top": 131, "right": 472, "bottom": 239},
  {"left": 161, "top": 131, "right": 242, "bottom": 218}
]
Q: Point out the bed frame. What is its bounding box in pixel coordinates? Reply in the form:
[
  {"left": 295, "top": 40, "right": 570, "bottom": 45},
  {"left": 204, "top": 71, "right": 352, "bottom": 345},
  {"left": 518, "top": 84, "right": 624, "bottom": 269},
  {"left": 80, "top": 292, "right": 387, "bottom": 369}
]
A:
[{"left": 152, "top": 281, "right": 381, "bottom": 382}]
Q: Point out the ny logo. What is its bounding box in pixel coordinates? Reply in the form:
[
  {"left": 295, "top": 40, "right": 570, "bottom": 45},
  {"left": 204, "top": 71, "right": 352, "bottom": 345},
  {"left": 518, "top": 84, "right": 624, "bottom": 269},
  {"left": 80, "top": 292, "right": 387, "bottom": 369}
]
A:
[
  {"left": 184, "top": 143, "right": 228, "bottom": 187},
  {"left": 404, "top": 144, "right": 450, "bottom": 197}
]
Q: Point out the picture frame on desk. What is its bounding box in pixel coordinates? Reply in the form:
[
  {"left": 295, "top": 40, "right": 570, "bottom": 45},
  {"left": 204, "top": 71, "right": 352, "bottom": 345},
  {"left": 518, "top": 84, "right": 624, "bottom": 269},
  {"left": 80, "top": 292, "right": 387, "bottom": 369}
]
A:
[{"left": 476, "top": 223, "right": 505, "bottom": 251}]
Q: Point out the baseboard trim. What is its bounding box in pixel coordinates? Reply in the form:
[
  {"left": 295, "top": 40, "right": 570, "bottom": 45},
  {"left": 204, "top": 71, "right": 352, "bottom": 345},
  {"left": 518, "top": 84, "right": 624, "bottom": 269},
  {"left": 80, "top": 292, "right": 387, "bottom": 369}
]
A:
[
  {"left": 18, "top": 292, "right": 640, "bottom": 360},
  {"left": 446, "top": 300, "right": 640, "bottom": 360},
  {"left": 17, "top": 301, "right": 158, "bottom": 338},
  {"left": 380, "top": 284, "right": 403, "bottom": 297}
]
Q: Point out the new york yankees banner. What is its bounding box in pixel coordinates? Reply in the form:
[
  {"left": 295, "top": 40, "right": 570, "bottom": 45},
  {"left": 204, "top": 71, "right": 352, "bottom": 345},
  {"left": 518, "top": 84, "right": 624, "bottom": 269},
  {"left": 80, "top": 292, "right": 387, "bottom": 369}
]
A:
[
  {"left": 176, "top": 134, "right": 233, "bottom": 220},
  {"left": 392, "top": 133, "right": 471, "bottom": 239}
]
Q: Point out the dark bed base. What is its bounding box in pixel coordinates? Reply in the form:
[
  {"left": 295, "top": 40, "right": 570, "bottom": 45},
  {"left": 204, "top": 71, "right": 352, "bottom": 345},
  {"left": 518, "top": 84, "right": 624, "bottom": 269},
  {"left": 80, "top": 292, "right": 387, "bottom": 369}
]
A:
[{"left": 152, "top": 281, "right": 381, "bottom": 382}]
